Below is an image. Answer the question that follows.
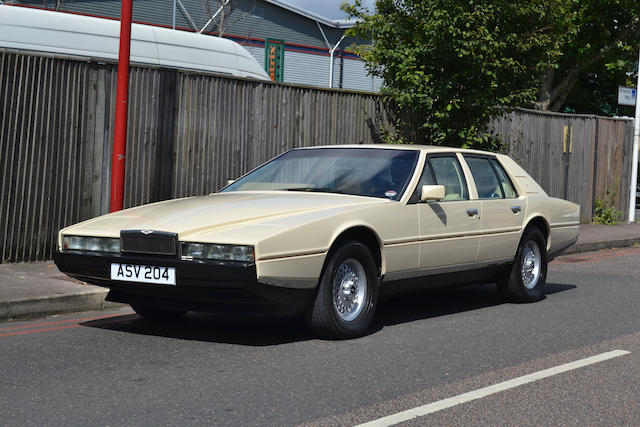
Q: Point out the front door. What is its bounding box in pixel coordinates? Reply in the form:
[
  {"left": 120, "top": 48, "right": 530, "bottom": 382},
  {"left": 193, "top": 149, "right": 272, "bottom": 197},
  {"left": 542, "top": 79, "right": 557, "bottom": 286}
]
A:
[{"left": 416, "top": 154, "right": 481, "bottom": 272}]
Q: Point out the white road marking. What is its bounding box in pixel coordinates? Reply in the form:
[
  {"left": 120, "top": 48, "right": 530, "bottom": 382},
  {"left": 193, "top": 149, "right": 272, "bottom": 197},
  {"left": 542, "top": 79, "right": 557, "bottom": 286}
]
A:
[{"left": 356, "top": 349, "right": 631, "bottom": 427}]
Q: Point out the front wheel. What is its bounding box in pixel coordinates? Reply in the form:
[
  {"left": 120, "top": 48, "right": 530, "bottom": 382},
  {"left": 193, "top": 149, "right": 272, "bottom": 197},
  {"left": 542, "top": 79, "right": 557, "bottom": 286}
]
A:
[
  {"left": 497, "top": 228, "right": 548, "bottom": 302},
  {"left": 306, "top": 241, "right": 379, "bottom": 339}
]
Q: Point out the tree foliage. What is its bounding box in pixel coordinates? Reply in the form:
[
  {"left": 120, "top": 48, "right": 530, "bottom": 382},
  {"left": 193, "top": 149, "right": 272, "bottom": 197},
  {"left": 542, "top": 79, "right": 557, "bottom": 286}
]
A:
[
  {"left": 343, "top": 0, "right": 640, "bottom": 147},
  {"left": 342, "top": 0, "right": 569, "bottom": 148},
  {"left": 541, "top": 0, "right": 640, "bottom": 115}
]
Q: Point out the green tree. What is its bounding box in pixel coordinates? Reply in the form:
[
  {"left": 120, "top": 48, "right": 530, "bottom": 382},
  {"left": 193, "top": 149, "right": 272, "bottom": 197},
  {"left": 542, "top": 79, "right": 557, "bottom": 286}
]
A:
[
  {"left": 536, "top": 0, "right": 640, "bottom": 114},
  {"left": 560, "top": 63, "right": 637, "bottom": 117},
  {"left": 537, "top": 0, "right": 640, "bottom": 115},
  {"left": 342, "top": 0, "right": 570, "bottom": 148}
]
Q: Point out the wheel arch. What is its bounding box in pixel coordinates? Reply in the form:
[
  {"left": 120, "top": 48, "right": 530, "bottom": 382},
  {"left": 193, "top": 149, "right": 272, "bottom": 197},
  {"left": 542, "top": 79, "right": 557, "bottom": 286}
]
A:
[
  {"left": 523, "top": 216, "right": 550, "bottom": 250},
  {"left": 322, "top": 226, "right": 383, "bottom": 279}
]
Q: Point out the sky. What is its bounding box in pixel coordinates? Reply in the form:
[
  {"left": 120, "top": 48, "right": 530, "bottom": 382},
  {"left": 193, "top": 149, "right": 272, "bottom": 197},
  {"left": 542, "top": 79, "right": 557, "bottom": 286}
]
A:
[{"left": 282, "top": 0, "right": 376, "bottom": 21}]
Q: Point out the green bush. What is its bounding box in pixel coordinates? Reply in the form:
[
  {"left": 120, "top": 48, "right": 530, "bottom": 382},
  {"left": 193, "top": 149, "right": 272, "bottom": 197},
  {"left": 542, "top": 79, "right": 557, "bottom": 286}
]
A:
[{"left": 592, "top": 188, "right": 623, "bottom": 225}]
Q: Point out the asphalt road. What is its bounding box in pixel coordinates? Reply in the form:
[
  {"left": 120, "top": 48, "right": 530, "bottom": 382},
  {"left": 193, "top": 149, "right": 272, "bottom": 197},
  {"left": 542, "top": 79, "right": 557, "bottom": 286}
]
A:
[{"left": 2, "top": 247, "right": 640, "bottom": 426}]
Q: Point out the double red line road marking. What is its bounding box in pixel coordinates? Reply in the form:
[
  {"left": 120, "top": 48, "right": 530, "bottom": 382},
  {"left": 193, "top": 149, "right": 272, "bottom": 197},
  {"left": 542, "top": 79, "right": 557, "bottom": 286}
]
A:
[
  {"left": 0, "top": 312, "right": 133, "bottom": 339},
  {"left": 551, "top": 247, "right": 640, "bottom": 265}
]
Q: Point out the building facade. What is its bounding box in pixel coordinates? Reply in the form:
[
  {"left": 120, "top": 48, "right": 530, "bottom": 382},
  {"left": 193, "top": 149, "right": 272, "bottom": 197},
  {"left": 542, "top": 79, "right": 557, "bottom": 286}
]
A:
[{"left": 7, "top": 0, "right": 383, "bottom": 92}]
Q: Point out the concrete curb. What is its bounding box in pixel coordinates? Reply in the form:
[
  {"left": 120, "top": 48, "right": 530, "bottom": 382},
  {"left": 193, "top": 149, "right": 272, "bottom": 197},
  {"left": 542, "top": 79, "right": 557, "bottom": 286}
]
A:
[
  {"left": 0, "top": 288, "right": 122, "bottom": 321},
  {"left": 562, "top": 238, "right": 640, "bottom": 256}
]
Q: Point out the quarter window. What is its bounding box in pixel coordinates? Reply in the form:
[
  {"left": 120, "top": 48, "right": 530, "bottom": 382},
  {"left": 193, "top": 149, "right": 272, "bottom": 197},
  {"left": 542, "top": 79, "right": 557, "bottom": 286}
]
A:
[{"left": 416, "top": 160, "right": 436, "bottom": 186}]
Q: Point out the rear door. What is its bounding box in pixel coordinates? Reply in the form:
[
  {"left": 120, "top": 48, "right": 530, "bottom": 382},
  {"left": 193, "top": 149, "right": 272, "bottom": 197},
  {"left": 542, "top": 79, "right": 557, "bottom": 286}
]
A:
[{"left": 463, "top": 155, "right": 525, "bottom": 263}]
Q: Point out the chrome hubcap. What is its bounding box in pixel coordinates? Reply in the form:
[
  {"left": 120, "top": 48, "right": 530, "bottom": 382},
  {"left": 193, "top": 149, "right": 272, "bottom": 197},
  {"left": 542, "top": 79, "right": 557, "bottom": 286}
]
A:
[
  {"left": 521, "top": 241, "right": 541, "bottom": 289},
  {"left": 333, "top": 258, "right": 367, "bottom": 321}
]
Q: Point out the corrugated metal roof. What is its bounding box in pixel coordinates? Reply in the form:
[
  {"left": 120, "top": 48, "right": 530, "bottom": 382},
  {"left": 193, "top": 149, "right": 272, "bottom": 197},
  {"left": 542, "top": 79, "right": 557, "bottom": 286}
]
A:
[{"left": 263, "top": 0, "right": 357, "bottom": 28}]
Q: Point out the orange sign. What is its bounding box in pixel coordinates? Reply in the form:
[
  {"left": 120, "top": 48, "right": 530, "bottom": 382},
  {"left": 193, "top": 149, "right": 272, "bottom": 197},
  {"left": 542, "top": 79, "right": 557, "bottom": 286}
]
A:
[{"left": 265, "top": 39, "right": 284, "bottom": 82}]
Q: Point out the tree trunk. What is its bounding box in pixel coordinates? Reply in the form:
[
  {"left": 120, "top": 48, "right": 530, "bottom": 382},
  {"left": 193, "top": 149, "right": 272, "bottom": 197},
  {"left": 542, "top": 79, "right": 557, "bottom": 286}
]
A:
[
  {"left": 547, "top": 67, "right": 581, "bottom": 111},
  {"left": 217, "top": 7, "right": 225, "bottom": 37},
  {"left": 536, "top": 47, "right": 613, "bottom": 112},
  {"left": 549, "top": 76, "right": 579, "bottom": 111},
  {"left": 535, "top": 67, "right": 555, "bottom": 110},
  {"left": 536, "top": 66, "right": 581, "bottom": 112}
]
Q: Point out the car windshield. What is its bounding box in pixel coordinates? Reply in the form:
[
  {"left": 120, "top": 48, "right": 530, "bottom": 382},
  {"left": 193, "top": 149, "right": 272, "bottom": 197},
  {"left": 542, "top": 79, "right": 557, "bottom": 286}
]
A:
[{"left": 221, "top": 148, "right": 420, "bottom": 200}]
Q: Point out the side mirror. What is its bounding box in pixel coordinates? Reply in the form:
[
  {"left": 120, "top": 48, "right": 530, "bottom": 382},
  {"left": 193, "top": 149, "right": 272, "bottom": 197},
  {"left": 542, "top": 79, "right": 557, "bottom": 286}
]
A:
[
  {"left": 420, "top": 185, "right": 445, "bottom": 201},
  {"left": 227, "top": 179, "right": 236, "bottom": 186}
]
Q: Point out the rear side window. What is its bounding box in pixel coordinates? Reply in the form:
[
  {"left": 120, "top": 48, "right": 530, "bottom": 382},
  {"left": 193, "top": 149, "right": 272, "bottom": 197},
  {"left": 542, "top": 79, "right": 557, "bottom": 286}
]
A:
[{"left": 465, "top": 157, "right": 502, "bottom": 199}]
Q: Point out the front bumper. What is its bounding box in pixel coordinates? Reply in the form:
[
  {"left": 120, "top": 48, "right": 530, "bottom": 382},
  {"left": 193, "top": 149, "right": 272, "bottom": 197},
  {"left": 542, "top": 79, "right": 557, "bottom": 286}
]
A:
[{"left": 53, "top": 251, "right": 314, "bottom": 316}]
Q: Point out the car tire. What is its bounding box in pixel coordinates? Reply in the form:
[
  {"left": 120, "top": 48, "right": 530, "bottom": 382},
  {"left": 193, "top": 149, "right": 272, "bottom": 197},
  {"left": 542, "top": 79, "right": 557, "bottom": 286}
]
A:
[
  {"left": 497, "top": 227, "right": 547, "bottom": 302},
  {"left": 130, "top": 303, "right": 187, "bottom": 320},
  {"left": 306, "top": 241, "right": 379, "bottom": 339}
]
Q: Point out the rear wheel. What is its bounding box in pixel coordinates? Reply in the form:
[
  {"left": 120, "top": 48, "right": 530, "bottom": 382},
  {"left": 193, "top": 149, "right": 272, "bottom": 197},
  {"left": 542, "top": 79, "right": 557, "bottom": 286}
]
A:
[
  {"left": 307, "top": 241, "right": 379, "bottom": 339},
  {"left": 497, "top": 227, "right": 547, "bottom": 302},
  {"left": 130, "top": 303, "right": 187, "bottom": 320}
]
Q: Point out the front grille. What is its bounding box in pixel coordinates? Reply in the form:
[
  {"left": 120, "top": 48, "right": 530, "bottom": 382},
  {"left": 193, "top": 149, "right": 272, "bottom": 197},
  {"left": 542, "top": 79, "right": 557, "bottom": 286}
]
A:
[{"left": 120, "top": 230, "right": 178, "bottom": 256}]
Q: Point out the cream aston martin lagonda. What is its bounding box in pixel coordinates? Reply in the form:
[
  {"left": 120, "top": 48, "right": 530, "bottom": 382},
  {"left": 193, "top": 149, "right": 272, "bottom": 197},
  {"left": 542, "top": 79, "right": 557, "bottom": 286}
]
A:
[{"left": 54, "top": 145, "right": 580, "bottom": 338}]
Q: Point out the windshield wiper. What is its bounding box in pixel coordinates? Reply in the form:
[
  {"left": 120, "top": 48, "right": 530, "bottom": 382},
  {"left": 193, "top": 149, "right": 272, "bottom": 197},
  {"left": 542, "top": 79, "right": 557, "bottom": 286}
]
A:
[{"left": 277, "top": 187, "right": 344, "bottom": 194}]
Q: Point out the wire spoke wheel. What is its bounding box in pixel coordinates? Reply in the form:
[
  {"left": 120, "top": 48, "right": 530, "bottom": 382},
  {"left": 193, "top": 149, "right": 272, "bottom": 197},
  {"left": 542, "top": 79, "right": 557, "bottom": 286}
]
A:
[
  {"left": 497, "top": 227, "right": 547, "bottom": 303},
  {"left": 520, "top": 241, "right": 541, "bottom": 289},
  {"left": 332, "top": 258, "right": 367, "bottom": 322},
  {"left": 307, "top": 241, "right": 378, "bottom": 338}
]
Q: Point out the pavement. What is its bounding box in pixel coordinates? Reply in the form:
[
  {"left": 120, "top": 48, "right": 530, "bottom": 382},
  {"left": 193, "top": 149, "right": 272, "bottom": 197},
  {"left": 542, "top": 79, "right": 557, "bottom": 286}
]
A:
[{"left": 1, "top": 223, "right": 640, "bottom": 321}]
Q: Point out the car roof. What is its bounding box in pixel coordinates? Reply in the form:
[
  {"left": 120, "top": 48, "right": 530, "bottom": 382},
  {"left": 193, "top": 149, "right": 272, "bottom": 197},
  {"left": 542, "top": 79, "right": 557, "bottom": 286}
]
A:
[{"left": 293, "top": 144, "right": 500, "bottom": 156}]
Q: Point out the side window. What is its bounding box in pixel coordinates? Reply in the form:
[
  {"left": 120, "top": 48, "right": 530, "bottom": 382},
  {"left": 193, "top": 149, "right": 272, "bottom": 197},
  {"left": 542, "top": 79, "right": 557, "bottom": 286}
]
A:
[
  {"left": 490, "top": 159, "right": 518, "bottom": 198},
  {"left": 418, "top": 161, "right": 436, "bottom": 187},
  {"left": 466, "top": 157, "right": 503, "bottom": 199},
  {"left": 429, "top": 156, "right": 468, "bottom": 201}
]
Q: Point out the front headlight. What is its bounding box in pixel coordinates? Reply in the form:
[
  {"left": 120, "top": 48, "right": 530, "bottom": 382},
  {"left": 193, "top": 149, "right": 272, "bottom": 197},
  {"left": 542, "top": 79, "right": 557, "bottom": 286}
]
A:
[
  {"left": 181, "top": 242, "right": 254, "bottom": 262},
  {"left": 63, "top": 236, "right": 121, "bottom": 253}
]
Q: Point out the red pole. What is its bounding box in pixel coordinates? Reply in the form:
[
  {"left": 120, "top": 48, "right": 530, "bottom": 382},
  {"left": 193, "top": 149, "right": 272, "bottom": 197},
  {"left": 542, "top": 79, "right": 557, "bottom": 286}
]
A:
[{"left": 110, "top": 0, "right": 133, "bottom": 212}]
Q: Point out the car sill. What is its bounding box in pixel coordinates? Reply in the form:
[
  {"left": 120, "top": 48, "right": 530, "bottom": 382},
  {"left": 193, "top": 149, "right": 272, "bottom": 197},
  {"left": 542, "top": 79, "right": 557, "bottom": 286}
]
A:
[{"left": 384, "top": 258, "right": 514, "bottom": 282}]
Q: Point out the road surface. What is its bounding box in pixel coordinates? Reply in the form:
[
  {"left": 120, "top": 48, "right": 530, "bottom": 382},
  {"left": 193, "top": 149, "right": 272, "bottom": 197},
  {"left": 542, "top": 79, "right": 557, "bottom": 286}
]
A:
[{"left": 2, "top": 247, "right": 640, "bottom": 426}]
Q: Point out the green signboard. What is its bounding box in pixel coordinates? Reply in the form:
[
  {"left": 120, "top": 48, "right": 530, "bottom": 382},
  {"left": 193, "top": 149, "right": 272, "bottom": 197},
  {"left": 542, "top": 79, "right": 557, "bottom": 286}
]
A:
[{"left": 265, "top": 38, "right": 285, "bottom": 82}]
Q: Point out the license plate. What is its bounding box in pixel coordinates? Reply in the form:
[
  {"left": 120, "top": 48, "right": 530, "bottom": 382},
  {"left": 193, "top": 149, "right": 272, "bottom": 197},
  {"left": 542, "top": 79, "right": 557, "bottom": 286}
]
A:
[{"left": 110, "top": 263, "right": 176, "bottom": 285}]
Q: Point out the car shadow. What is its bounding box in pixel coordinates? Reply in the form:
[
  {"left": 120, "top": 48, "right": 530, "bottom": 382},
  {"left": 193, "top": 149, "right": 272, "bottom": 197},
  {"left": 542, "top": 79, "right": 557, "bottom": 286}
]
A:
[
  {"left": 81, "top": 282, "right": 576, "bottom": 345},
  {"left": 81, "top": 312, "right": 314, "bottom": 346},
  {"left": 373, "top": 282, "right": 576, "bottom": 329}
]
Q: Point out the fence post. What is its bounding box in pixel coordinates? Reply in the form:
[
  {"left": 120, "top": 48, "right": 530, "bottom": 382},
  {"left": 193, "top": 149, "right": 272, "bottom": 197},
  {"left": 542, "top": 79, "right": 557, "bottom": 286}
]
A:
[
  {"left": 562, "top": 123, "right": 572, "bottom": 200},
  {"left": 591, "top": 117, "right": 599, "bottom": 217}
]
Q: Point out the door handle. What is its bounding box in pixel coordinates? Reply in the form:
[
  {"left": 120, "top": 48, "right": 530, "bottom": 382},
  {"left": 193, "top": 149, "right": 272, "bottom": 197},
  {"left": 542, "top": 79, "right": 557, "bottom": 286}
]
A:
[
  {"left": 466, "top": 208, "right": 479, "bottom": 217},
  {"left": 511, "top": 205, "right": 522, "bottom": 213}
]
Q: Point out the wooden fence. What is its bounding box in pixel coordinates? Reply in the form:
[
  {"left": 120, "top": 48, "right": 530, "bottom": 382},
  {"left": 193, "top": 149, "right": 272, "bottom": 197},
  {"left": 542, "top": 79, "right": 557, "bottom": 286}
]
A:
[
  {"left": 491, "top": 109, "right": 634, "bottom": 223},
  {"left": 0, "top": 50, "right": 388, "bottom": 262},
  {"left": 0, "top": 50, "right": 635, "bottom": 262}
]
